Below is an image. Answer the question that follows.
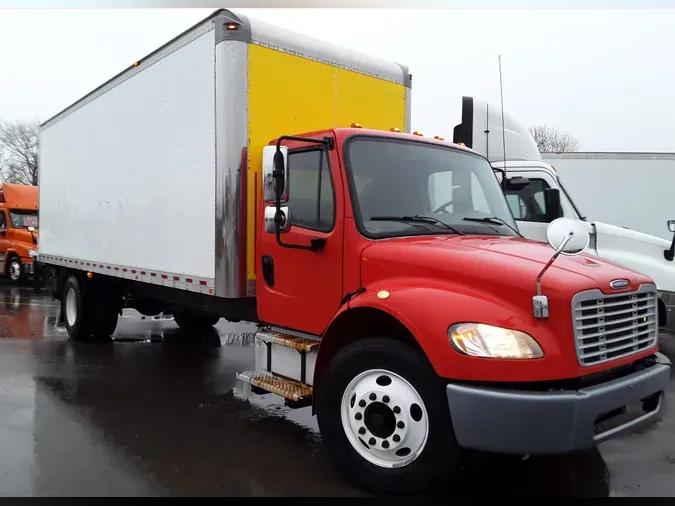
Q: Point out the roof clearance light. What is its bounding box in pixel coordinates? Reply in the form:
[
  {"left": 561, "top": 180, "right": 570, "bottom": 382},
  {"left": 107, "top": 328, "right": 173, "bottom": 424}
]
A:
[
  {"left": 351, "top": 122, "right": 363, "bottom": 128},
  {"left": 226, "top": 23, "right": 239, "bottom": 31},
  {"left": 456, "top": 142, "right": 466, "bottom": 147},
  {"left": 434, "top": 135, "right": 444, "bottom": 140},
  {"left": 133, "top": 62, "right": 140, "bottom": 67},
  {"left": 390, "top": 127, "right": 401, "bottom": 132},
  {"left": 412, "top": 131, "right": 423, "bottom": 136}
]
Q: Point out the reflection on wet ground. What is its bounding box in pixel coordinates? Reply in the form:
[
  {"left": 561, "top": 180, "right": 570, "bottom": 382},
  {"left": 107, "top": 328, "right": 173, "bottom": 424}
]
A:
[{"left": 0, "top": 281, "right": 673, "bottom": 496}]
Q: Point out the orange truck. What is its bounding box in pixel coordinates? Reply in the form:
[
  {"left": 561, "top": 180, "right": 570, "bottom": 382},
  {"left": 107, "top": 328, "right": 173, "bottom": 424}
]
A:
[{"left": 0, "top": 183, "right": 38, "bottom": 282}]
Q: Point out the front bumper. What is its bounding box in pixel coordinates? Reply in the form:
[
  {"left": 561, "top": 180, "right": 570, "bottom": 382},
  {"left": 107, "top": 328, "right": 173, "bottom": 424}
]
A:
[{"left": 446, "top": 353, "right": 671, "bottom": 455}]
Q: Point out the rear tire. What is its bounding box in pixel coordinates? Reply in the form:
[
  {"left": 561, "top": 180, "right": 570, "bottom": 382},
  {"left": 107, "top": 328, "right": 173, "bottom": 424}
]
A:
[
  {"left": 61, "top": 275, "right": 119, "bottom": 341},
  {"left": 315, "top": 338, "right": 461, "bottom": 494},
  {"left": 62, "top": 276, "right": 92, "bottom": 341},
  {"left": 174, "top": 308, "right": 220, "bottom": 329}
]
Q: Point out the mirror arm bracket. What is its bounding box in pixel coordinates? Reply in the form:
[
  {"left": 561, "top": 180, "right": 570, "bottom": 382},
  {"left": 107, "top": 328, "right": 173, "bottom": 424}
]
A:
[
  {"left": 533, "top": 232, "right": 574, "bottom": 319},
  {"left": 536, "top": 232, "right": 574, "bottom": 296}
]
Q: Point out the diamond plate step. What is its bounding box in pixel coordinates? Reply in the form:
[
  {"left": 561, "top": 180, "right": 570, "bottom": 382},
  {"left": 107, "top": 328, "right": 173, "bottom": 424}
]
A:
[
  {"left": 256, "top": 330, "right": 319, "bottom": 353},
  {"left": 236, "top": 370, "right": 313, "bottom": 405}
]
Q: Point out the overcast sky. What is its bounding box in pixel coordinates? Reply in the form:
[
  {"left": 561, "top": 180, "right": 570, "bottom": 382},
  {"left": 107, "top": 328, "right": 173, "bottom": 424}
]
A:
[{"left": 1, "top": 8, "right": 674, "bottom": 151}]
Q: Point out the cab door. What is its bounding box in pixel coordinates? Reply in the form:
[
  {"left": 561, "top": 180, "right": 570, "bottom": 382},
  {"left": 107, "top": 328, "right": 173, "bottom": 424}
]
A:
[{"left": 256, "top": 136, "right": 344, "bottom": 336}]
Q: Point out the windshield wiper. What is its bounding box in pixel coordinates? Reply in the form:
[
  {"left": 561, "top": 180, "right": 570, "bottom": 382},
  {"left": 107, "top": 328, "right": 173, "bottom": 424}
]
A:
[
  {"left": 371, "top": 215, "right": 464, "bottom": 235},
  {"left": 462, "top": 216, "right": 523, "bottom": 237}
]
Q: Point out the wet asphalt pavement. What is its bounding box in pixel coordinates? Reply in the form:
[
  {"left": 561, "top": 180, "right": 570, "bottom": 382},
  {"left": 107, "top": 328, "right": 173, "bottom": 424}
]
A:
[{"left": 0, "top": 281, "right": 674, "bottom": 497}]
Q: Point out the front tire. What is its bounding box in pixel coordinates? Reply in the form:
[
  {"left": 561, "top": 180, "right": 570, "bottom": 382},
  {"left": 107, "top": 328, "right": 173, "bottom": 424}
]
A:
[
  {"left": 316, "top": 338, "right": 461, "bottom": 494},
  {"left": 7, "top": 256, "right": 24, "bottom": 284}
]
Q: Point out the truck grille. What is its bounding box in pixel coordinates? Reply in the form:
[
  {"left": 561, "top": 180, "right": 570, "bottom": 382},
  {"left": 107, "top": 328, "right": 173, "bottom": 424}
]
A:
[{"left": 572, "top": 284, "right": 658, "bottom": 367}]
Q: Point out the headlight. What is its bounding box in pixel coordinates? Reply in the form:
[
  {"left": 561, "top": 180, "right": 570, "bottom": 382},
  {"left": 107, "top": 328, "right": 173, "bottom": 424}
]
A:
[
  {"left": 449, "top": 323, "right": 543, "bottom": 359},
  {"left": 28, "top": 250, "right": 37, "bottom": 259}
]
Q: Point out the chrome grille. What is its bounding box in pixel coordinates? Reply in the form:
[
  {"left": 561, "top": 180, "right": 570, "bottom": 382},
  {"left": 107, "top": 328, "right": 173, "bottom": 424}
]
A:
[{"left": 572, "top": 284, "right": 658, "bottom": 367}]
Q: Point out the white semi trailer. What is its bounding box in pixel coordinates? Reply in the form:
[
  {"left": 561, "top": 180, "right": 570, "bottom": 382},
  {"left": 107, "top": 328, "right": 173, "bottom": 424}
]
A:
[{"left": 542, "top": 152, "right": 675, "bottom": 242}]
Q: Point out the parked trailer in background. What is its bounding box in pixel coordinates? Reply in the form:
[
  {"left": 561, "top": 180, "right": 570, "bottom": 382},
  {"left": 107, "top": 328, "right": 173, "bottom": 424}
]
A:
[
  {"left": 38, "top": 11, "right": 670, "bottom": 493},
  {"left": 542, "top": 152, "right": 675, "bottom": 242}
]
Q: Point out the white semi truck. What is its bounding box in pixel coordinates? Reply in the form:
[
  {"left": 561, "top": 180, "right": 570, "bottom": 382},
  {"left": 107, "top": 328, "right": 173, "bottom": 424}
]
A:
[{"left": 452, "top": 96, "right": 675, "bottom": 332}]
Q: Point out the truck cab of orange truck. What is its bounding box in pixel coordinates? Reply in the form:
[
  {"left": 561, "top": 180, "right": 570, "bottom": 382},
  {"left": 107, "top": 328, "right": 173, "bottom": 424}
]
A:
[
  {"left": 0, "top": 183, "right": 38, "bottom": 283},
  {"left": 247, "top": 125, "right": 671, "bottom": 492}
]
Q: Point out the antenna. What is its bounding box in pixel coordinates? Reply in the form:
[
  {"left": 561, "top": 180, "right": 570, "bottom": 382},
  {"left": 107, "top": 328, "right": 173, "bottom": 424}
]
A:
[{"left": 498, "top": 55, "right": 507, "bottom": 164}]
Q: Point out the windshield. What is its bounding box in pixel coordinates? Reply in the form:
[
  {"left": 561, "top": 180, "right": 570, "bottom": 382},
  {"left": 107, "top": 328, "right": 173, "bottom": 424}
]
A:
[
  {"left": 9, "top": 210, "right": 38, "bottom": 229},
  {"left": 345, "top": 137, "right": 518, "bottom": 239}
]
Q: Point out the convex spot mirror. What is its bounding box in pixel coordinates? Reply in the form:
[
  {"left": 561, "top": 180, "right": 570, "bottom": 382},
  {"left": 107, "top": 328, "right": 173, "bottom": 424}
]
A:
[
  {"left": 667, "top": 219, "right": 675, "bottom": 233},
  {"left": 262, "top": 145, "right": 289, "bottom": 204},
  {"left": 546, "top": 217, "right": 590, "bottom": 256}
]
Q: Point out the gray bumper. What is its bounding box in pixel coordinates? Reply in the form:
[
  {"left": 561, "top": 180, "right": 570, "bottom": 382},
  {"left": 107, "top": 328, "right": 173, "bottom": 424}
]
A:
[{"left": 446, "top": 353, "right": 671, "bottom": 455}]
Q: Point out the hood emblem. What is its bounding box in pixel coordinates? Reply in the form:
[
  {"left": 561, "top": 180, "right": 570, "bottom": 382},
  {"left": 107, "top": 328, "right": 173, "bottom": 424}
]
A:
[{"left": 610, "top": 279, "right": 630, "bottom": 290}]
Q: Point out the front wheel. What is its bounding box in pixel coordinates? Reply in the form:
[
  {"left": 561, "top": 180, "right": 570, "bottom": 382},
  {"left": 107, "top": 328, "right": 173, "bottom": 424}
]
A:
[
  {"left": 7, "top": 257, "right": 24, "bottom": 283},
  {"left": 316, "top": 338, "right": 461, "bottom": 493}
]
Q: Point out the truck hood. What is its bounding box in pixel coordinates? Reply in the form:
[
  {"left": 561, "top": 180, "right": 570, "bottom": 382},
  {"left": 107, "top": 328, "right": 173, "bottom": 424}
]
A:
[
  {"left": 589, "top": 220, "right": 675, "bottom": 292},
  {"left": 360, "top": 235, "right": 653, "bottom": 300},
  {"left": 9, "top": 228, "right": 38, "bottom": 245}
]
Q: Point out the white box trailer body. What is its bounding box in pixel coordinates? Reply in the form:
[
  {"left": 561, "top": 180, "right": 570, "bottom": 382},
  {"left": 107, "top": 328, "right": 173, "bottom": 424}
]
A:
[
  {"left": 38, "top": 9, "right": 411, "bottom": 304},
  {"left": 542, "top": 152, "right": 675, "bottom": 242}
]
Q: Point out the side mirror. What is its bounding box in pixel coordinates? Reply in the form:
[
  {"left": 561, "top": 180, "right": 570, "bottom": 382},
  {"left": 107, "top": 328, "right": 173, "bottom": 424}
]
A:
[
  {"left": 27, "top": 226, "right": 35, "bottom": 232},
  {"left": 543, "top": 188, "right": 563, "bottom": 222},
  {"left": 262, "top": 145, "right": 289, "bottom": 203},
  {"left": 264, "top": 206, "right": 291, "bottom": 234},
  {"left": 668, "top": 220, "right": 675, "bottom": 233},
  {"left": 546, "top": 217, "right": 590, "bottom": 256},
  {"left": 502, "top": 176, "right": 530, "bottom": 191}
]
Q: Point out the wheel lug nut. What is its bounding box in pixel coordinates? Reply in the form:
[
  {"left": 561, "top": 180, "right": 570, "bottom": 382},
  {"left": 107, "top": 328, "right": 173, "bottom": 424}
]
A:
[
  {"left": 369, "top": 393, "right": 377, "bottom": 401},
  {"left": 382, "top": 395, "right": 390, "bottom": 403},
  {"left": 397, "top": 421, "right": 405, "bottom": 429},
  {"left": 355, "top": 412, "right": 362, "bottom": 420},
  {"left": 358, "top": 427, "right": 366, "bottom": 435},
  {"left": 369, "top": 437, "right": 376, "bottom": 446},
  {"left": 393, "top": 434, "right": 401, "bottom": 442},
  {"left": 359, "top": 400, "right": 366, "bottom": 408},
  {"left": 382, "top": 440, "right": 390, "bottom": 449},
  {"left": 393, "top": 406, "right": 401, "bottom": 414}
]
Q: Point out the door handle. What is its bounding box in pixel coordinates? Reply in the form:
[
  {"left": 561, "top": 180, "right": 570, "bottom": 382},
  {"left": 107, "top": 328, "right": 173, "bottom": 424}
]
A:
[{"left": 262, "top": 255, "right": 274, "bottom": 287}]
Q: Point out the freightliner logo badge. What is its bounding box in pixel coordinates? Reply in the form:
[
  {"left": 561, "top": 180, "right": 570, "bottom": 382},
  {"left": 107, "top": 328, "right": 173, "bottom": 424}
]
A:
[{"left": 610, "top": 279, "right": 630, "bottom": 290}]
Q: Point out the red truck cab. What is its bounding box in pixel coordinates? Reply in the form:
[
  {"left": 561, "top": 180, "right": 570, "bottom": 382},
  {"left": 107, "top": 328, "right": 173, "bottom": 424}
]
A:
[
  {"left": 0, "top": 183, "right": 38, "bottom": 283},
  {"left": 244, "top": 126, "right": 670, "bottom": 492}
]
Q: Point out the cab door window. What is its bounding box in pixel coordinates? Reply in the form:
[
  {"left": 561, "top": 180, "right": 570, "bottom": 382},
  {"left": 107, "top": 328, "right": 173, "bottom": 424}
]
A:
[
  {"left": 504, "top": 178, "right": 552, "bottom": 223},
  {"left": 286, "top": 149, "right": 335, "bottom": 232}
]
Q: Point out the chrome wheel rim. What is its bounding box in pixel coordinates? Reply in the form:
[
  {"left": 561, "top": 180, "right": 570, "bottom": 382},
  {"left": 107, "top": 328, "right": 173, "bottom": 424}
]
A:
[{"left": 340, "top": 368, "right": 429, "bottom": 469}]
